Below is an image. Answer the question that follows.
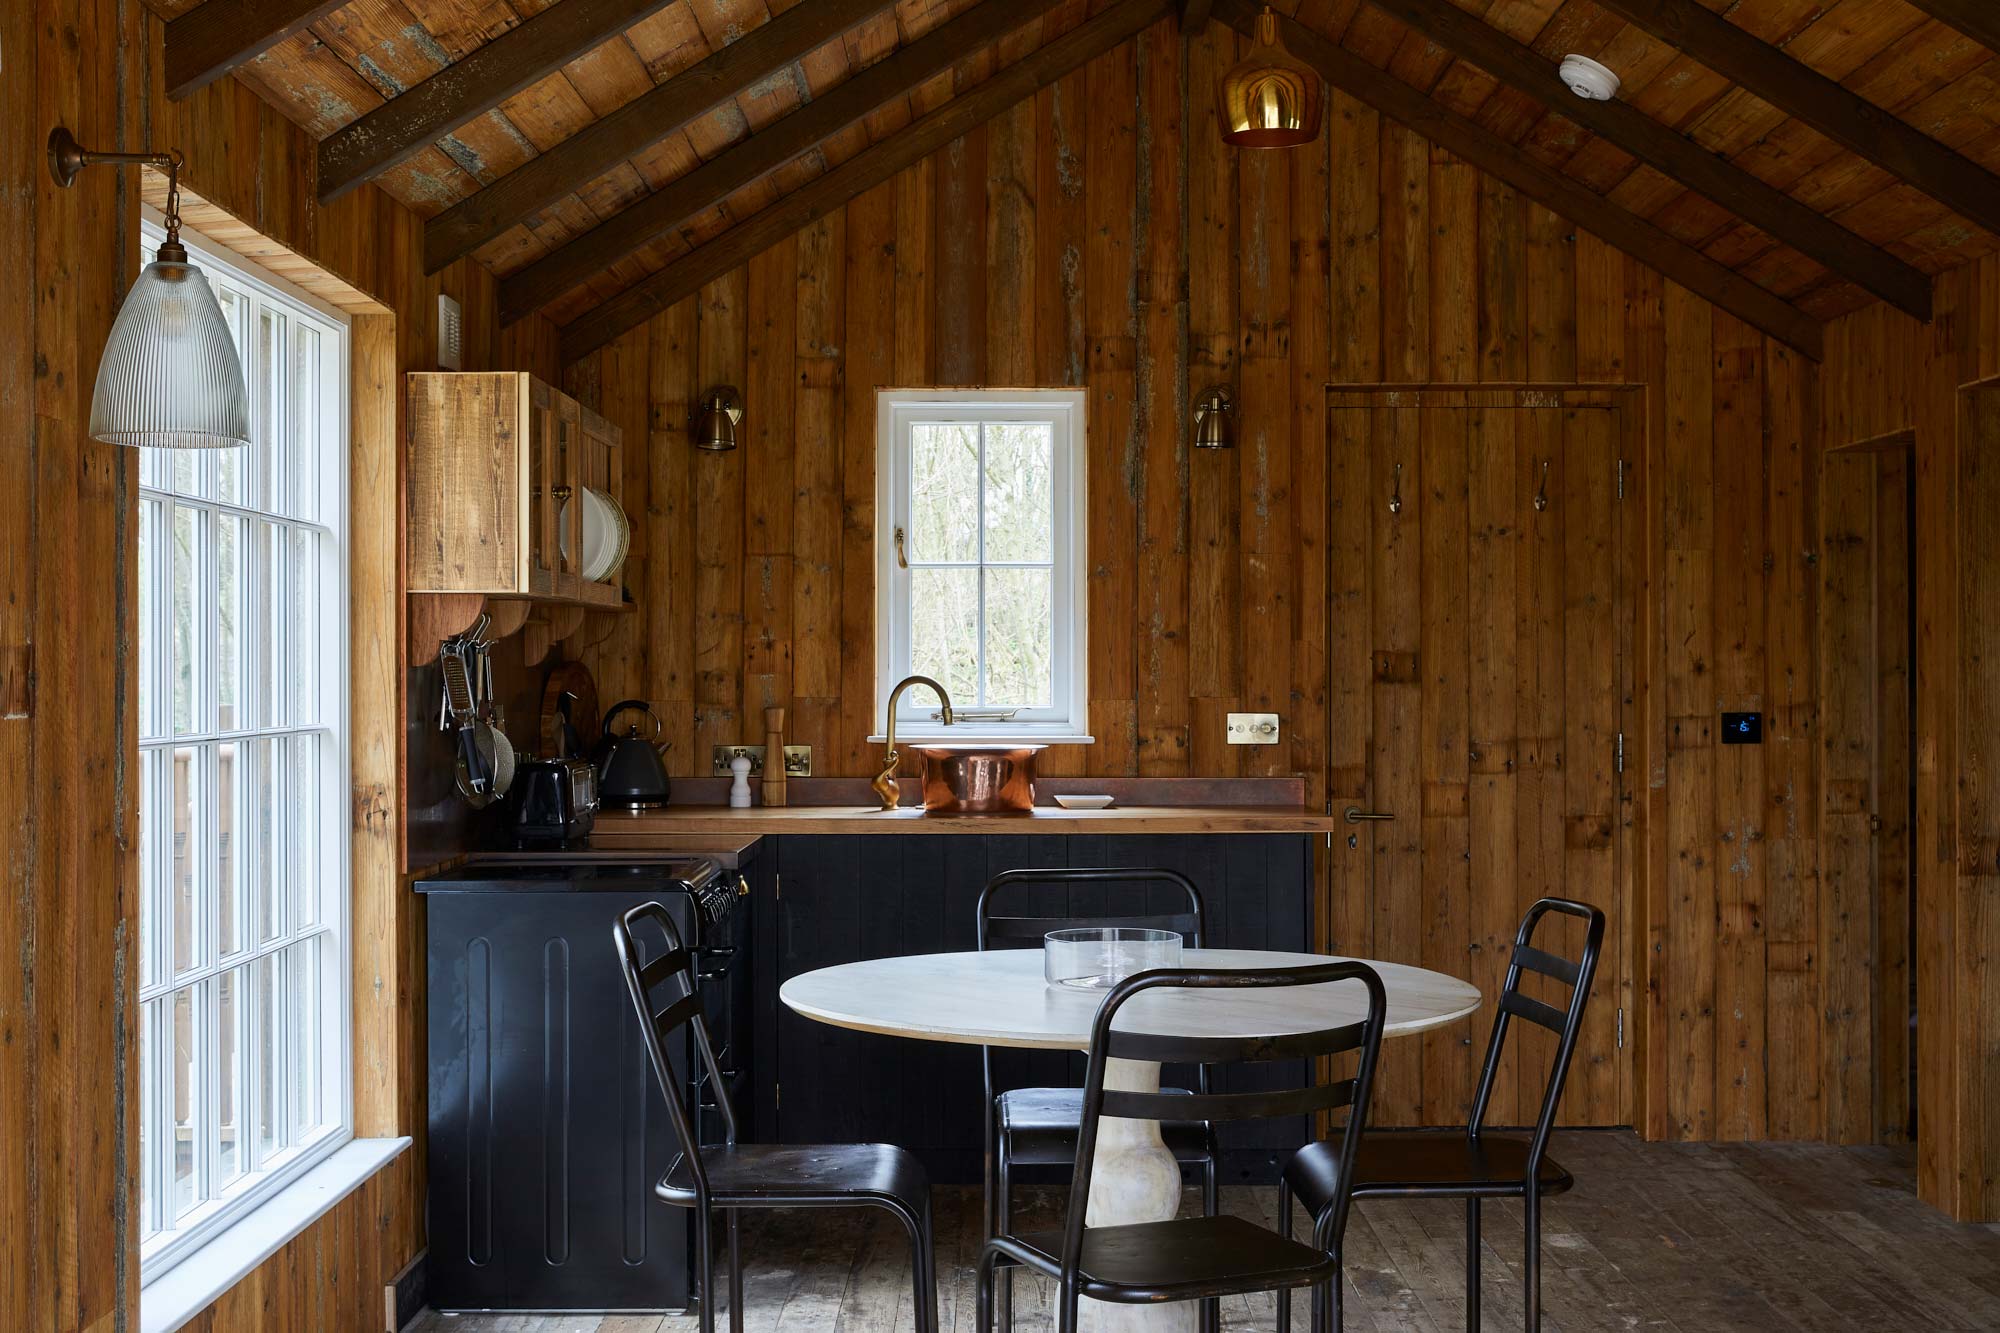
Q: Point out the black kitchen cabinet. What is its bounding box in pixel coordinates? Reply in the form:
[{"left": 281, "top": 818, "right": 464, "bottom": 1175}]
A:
[
  {"left": 750, "top": 834, "right": 1314, "bottom": 1182},
  {"left": 420, "top": 860, "right": 754, "bottom": 1313}
]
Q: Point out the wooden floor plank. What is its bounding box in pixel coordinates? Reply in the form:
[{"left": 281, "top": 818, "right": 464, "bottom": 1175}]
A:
[{"left": 415, "top": 1136, "right": 2000, "bottom": 1333}]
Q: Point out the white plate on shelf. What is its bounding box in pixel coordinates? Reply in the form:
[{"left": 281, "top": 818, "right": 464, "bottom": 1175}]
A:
[{"left": 1051, "top": 794, "right": 1115, "bottom": 810}]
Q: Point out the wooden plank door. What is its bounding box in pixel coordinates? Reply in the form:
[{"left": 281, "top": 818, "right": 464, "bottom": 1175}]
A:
[
  {"left": 1327, "top": 386, "right": 1632, "bottom": 1129},
  {"left": 1820, "top": 439, "right": 1916, "bottom": 1144}
]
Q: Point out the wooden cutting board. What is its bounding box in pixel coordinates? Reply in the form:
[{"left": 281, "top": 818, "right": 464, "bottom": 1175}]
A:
[{"left": 539, "top": 659, "right": 600, "bottom": 760}]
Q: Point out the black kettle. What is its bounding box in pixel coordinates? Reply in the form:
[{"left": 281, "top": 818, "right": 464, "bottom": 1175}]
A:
[{"left": 593, "top": 699, "right": 672, "bottom": 811}]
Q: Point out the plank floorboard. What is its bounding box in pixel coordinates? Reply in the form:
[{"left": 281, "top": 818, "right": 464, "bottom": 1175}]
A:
[{"left": 409, "top": 1135, "right": 2000, "bottom": 1332}]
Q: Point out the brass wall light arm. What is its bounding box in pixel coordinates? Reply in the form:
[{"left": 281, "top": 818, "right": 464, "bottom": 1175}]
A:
[{"left": 49, "top": 129, "right": 189, "bottom": 254}]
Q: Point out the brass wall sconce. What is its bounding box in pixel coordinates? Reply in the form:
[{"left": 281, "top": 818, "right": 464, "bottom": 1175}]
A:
[
  {"left": 49, "top": 127, "right": 251, "bottom": 450},
  {"left": 692, "top": 385, "right": 743, "bottom": 452},
  {"left": 1193, "top": 385, "right": 1234, "bottom": 449}
]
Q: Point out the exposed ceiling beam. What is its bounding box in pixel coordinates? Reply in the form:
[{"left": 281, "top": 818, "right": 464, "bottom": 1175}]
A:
[
  {"left": 165, "top": 0, "right": 349, "bottom": 100},
  {"left": 560, "top": 0, "right": 1177, "bottom": 361},
  {"left": 1369, "top": 0, "right": 1931, "bottom": 320},
  {"left": 424, "top": 0, "right": 894, "bottom": 274},
  {"left": 1182, "top": 0, "right": 1214, "bottom": 32},
  {"left": 1901, "top": 1, "right": 2000, "bottom": 56},
  {"left": 502, "top": 0, "right": 1068, "bottom": 324},
  {"left": 1212, "top": 0, "right": 1822, "bottom": 357},
  {"left": 1592, "top": 0, "right": 2000, "bottom": 235},
  {"left": 317, "top": 0, "right": 681, "bottom": 203}
]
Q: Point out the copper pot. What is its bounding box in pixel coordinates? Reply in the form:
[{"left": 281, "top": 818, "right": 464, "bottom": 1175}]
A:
[{"left": 914, "top": 746, "right": 1040, "bottom": 813}]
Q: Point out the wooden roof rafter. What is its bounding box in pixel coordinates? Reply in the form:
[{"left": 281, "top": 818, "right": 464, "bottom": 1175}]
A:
[
  {"left": 557, "top": 0, "right": 1180, "bottom": 362},
  {"left": 422, "top": 0, "right": 896, "bottom": 274},
  {"left": 1212, "top": 0, "right": 1823, "bottom": 356},
  {"left": 1591, "top": 0, "right": 2000, "bottom": 237},
  {"left": 1365, "top": 0, "right": 1932, "bottom": 321},
  {"left": 498, "top": 0, "right": 1073, "bottom": 325},
  {"left": 165, "top": 0, "right": 349, "bottom": 100},
  {"left": 315, "top": 0, "right": 683, "bottom": 203}
]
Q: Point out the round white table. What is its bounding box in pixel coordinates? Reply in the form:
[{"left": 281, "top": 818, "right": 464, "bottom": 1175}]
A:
[{"left": 780, "top": 948, "right": 1481, "bottom": 1332}]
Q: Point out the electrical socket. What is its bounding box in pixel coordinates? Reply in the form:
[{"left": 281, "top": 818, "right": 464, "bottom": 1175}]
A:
[
  {"left": 1226, "top": 712, "right": 1281, "bottom": 745},
  {"left": 712, "top": 744, "right": 766, "bottom": 775},
  {"left": 714, "top": 744, "right": 814, "bottom": 775}
]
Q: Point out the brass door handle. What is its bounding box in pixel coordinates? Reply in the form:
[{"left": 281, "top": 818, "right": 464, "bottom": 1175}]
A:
[{"left": 1344, "top": 807, "right": 1395, "bottom": 823}]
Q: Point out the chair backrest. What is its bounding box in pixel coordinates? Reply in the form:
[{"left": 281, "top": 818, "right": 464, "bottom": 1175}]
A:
[
  {"left": 1467, "top": 897, "right": 1606, "bottom": 1170},
  {"left": 611, "top": 901, "right": 738, "bottom": 1204},
  {"left": 1062, "top": 963, "right": 1388, "bottom": 1276},
  {"left": 976, "top": 866, "right": 1207, "bottom": 950},
  {"left": 976, "top": 867, "right": 1209, "bottom": 1102}
]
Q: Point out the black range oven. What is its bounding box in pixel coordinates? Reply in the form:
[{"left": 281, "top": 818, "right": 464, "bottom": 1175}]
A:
[{"left": 417, "top": 855, "right": 750, "bottom": 1314}]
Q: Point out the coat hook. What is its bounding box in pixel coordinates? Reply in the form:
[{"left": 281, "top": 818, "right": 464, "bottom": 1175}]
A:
[
  {"left": 1533, "top": 458, "right": 1550, "bottom": 512},
  {"left": 1388, "top": 461, "right": 1403, "bottom": 515}
]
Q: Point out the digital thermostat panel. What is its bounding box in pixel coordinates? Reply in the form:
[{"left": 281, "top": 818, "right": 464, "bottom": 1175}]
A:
[{"left": 1721, "top": 712, "right": 1763, "bottom": 744}]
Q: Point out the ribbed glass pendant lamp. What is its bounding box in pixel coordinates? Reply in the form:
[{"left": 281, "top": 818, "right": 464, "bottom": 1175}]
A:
[{"left": 49, "top": 128, "right": 251, "bottom": 450}]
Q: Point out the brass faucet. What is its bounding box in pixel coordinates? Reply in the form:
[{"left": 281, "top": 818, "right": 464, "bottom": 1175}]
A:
[{"left": 874, "top": 675, "right": 955, "bottom": 810}]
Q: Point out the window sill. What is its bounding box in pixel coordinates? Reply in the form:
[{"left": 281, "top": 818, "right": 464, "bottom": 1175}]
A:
[
  {"left": 866, "top": 733, "right": 1096, "bottom": 746},
  {"left": 140, "top": 1136, "right": 412, "bottom": 1333}
]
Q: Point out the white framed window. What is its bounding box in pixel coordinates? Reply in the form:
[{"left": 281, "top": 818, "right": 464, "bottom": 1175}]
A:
[
  {"left": 875, "top": 389, "right": 1090, "bottom": 743},
  {"left": 136, "top": 210, "right": 352, "bottom": 1281}
]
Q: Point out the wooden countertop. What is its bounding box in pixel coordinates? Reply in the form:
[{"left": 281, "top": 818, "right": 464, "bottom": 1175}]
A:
[{"left": 589, "top": 804, "right": 1341, "bottom": 838}]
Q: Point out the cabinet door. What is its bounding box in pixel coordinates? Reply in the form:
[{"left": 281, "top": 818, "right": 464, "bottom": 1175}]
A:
[
  {"left": 524, "top": 382, "right": 586, "bottom": 599},
  {"left": 425, "top": 893, "right": 690, "bottom": 1311}
]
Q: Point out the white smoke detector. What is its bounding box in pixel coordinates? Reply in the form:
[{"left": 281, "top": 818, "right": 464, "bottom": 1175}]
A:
[{"left": 1560, "top": 54, "right": 1621, "bottom": 101}]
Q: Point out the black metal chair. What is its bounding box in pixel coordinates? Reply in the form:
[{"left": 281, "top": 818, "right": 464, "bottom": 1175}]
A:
[
  {"left": 977, "top": 961, "right": 1388, "bottom": 1333},
  {"left": 977, "top": 867, "right": 1221, "bottom": 1332},
  {"left": 1277, "top": 897, "right": 1607, "bottom": 1332},
  {"left": 612, "top": 902, "right": 939, "bottom": 1333}
]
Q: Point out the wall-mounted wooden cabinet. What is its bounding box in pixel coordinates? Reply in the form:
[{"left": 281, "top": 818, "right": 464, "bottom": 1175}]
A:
[{"left": 407, "top": 371, "right": 623, "bottom": 608}]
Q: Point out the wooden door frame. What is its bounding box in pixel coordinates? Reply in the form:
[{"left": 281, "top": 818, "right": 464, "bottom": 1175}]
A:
[{"left": 1324, "top": 383, "right": 1645, "bottom": 1129}]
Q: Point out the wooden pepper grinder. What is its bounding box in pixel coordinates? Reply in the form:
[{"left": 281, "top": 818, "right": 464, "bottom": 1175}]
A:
[{"left": 763, "top": 706, "right": 787, "bottom": 807}]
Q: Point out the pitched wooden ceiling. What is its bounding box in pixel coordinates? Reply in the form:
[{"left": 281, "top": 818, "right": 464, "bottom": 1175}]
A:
[{"left": 148, "top": 0, "right": 2000, "bottom": 361}]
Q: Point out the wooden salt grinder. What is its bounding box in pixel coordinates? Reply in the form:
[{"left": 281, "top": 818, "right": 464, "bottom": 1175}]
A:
[{"left": 763, "top": 706, "right": 787, "bottom": 807}]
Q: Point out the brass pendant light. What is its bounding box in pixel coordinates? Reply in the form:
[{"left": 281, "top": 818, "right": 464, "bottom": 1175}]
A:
[{"left": 1218, "top": 7, "right": 1324, "bottom": 149}]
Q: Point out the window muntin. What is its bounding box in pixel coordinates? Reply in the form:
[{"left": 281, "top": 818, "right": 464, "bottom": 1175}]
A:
[
  {"left": 136, "top": 214, "right": 350, "bottom": 1279},
  {"left": 877, "top": 391, "right": 1088, "bottom": 740}
]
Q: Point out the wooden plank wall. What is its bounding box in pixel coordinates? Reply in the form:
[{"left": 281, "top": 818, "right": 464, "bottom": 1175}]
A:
[
  {"left": 566, "top": 21, "right": 1853, "bottom": 1146},
  {"left": 2, "top": 0, "right": 144, "bottom": 1328},
  {"left": 2, "top": 4, "right": 559, "bottom": 1329},
  {"left": 1820, "top": 254, "right": 2000, "bottom": 1220}
]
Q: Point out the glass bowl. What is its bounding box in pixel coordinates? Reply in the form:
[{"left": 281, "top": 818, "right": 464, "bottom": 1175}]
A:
[{"left": 1044, "top": 927, "right": 1184, "bottom": 989}]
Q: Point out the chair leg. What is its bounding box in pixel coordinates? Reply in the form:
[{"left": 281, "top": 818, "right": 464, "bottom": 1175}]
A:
[
  {"left": 886, "top": 1197, "right": 939, "bottom": 1333},
  {"left": 1276, "top": 1177, "right": 1294, "bottom": 1333},
  {"left": 1058, "top": 1275, "right": 1081, "bottom": 1333},
  {"left": 1466, "top": 1197, "right": 1480, "bottom": 1332},
  {"left": 976, "top": 1245, "right": 999, "bottom": 1333},
  {"left": 1523, "top": 1189, "right": 1541, "bottom": 1333},
  {"left": 727, "top": 1208, "right": 744, "bottom": 1333},
  {"left": 1201, "top": 1158, "right": 1220, "bottom": 1333},
  {"left": 997, "top": 1145, "right": 1014, "bottom": 1333},
  {"left": 695, "top": 1205, "right": 716, "bottom": 1333}
]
